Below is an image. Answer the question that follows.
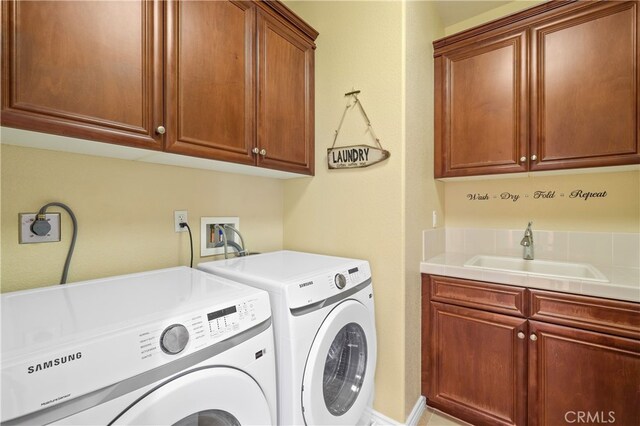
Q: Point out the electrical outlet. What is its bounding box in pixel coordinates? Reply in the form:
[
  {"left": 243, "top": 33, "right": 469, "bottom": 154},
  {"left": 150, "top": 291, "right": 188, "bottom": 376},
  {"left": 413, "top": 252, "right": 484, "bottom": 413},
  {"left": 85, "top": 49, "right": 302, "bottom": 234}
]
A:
[
  {"left": 174, "top": 210, "right": 188, "bottom": 232},
  {"left": 19, "top": 213, "right": 61, "bottom": 244}
]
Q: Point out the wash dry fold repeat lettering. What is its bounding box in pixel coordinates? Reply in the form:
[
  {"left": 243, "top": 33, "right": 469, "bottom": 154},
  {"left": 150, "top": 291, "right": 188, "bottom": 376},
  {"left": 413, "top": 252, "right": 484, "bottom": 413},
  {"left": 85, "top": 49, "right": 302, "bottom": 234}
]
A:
[{"left": 466, "top": 188, "right": 608, "bottom": 202}]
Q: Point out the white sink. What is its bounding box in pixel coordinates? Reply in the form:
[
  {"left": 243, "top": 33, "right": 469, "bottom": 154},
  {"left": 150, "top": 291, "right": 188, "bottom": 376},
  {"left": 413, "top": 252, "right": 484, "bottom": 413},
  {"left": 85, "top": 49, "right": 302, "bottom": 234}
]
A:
[{"left": 464, "top": 255, "right": 609, "bottom": 283}]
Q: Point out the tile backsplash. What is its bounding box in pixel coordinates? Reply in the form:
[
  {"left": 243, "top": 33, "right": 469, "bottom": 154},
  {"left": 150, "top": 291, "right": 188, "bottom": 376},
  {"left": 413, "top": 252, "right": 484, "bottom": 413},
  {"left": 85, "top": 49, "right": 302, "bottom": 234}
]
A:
[{"left": 424, "top": 227, "right": 640, "bottom": 269}]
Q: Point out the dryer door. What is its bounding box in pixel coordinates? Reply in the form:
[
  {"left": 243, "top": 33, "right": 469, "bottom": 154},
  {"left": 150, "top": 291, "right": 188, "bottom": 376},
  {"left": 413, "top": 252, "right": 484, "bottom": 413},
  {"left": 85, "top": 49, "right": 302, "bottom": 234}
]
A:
[
  {"left": 111, "top": 367, "right": 272, "bottom": 425},
  {"left": 302, "top": 300, "right": 377, "bottom": 425}
]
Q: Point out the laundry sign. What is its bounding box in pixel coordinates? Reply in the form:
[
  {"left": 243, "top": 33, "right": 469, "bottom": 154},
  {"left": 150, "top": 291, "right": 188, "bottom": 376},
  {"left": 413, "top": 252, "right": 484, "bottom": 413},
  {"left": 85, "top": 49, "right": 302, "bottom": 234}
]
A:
[
  {"left": 328, "top": 145, "right": 390, "bottom": 169},
  {"left": 328, "top": 90, "right": 390, "bottom": 170}
]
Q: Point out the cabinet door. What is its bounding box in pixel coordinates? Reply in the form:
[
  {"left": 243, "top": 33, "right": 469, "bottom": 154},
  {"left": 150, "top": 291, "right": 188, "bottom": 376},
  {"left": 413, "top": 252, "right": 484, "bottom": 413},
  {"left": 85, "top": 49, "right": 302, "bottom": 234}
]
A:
[
  {"left": 1, "top": 0, "right": 163, "bottom": 149},
  {"left": 434, "top": 30, "right": 528, "bottom": 178},
  {"left": 530, "top": 1, "right": 640, "bottom": 170},
  {"left": 528, "top": 320, "right": 640, "bottom": 426},
  {"left": 428, "top": 302, "right": 527, "bottom": 426},
  {"left": 256, "top": 7, "right": 314, "bottom": 175},
  {"left": 165, "top": 0, "right": 255, "bottom": 164}
]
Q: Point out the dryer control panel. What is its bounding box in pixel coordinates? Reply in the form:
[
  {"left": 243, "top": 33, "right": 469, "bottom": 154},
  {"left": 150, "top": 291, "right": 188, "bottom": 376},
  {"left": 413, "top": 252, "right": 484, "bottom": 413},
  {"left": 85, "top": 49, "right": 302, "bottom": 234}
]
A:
[{"left": 287, "top": 261, "right": 372, "bottom": 310}]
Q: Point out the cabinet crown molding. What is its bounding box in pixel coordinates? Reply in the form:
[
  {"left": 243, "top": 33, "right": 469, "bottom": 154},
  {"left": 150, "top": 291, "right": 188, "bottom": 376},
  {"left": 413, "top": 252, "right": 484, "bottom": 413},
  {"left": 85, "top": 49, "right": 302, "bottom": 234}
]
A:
[
  {"left": 258, "top": 0, "right": 319, "bottom": 42},
  {"left": 433, "top": 0, "right": 581, "bottom": 54}
]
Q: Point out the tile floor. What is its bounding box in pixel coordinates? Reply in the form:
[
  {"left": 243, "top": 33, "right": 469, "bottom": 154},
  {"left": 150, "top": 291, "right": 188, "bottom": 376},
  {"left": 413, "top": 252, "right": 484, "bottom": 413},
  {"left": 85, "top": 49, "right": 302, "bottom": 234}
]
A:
[{"left": 418, "top": 407, "right": 469, "bottom": 426}]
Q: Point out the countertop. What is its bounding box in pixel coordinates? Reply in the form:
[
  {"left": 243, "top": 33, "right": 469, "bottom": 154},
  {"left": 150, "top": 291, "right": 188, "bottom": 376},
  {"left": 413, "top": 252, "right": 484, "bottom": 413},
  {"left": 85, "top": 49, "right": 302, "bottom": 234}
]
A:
[{"left": 421, "top": 252, "right": 640, "bottom": 303}]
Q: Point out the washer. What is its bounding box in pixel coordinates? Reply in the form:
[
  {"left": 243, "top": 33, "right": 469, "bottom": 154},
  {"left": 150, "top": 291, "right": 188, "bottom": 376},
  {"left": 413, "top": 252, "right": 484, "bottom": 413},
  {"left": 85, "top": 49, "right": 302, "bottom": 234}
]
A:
[
  {"left": 1, "top": 267, "right": 277, "bottom": 425},
  {"left": 199, "top": 251, "right": 377, "bottom": 426}
]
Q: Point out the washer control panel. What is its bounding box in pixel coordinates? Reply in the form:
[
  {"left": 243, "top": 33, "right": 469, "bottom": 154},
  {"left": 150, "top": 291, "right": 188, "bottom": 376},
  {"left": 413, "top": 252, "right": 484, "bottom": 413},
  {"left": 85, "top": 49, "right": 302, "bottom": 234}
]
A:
[
  {"left": 206, "top": 302, "right": 256, "bottom": 338},
  {"left": 137, "top": 293, "right": 268, "bottom": 362}
]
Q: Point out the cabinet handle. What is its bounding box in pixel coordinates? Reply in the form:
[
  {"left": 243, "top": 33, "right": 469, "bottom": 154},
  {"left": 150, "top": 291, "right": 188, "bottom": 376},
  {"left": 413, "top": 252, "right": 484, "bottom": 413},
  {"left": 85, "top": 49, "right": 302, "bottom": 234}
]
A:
[
  {"left": 530, "top": 154, "right": 538, "bottom": 161},
  {"left": 252, "top": 147, "right": 259, "bottom": 154},
  {"left": 519, "top": 156, "right": 526, "bottom": 163},
  {"left": 530, "top": 333, "right": 538, "bottom": 341},
  {"left": 517, "top": 331, "right": 525, "bottom": 339},
  {"left": 259, "top": 149, "right": 267, "bottom": 156},
  {"left": 156, "top": 126, "right": 166, "bottom": 135}
]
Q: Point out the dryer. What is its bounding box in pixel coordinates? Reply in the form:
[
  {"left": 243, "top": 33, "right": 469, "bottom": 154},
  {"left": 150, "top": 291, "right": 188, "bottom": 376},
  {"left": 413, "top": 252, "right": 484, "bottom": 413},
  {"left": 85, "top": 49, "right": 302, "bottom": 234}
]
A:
[
  {"left": 199, "top": 251, "right": 377, "bottom": 426},
  {"left": 1, "top": 267, "right": 277, "bottom": 425}
]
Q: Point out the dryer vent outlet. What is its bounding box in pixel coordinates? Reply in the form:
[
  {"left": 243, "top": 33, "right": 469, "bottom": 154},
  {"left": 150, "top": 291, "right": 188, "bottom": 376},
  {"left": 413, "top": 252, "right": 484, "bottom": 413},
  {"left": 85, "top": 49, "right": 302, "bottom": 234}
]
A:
[{"left": 19, "top": 213, "right": 61, "bottom": 244}]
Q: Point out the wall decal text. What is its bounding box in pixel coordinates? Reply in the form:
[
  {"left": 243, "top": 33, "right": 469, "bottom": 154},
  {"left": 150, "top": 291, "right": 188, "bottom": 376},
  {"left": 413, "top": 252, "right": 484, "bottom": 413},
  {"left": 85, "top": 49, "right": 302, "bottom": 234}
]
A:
[
  {"left": 466, "top": 189, "right": 608, "bottom": 202},
  {"left": 570, "top": 190, "right": 608, "bottom": 201}
]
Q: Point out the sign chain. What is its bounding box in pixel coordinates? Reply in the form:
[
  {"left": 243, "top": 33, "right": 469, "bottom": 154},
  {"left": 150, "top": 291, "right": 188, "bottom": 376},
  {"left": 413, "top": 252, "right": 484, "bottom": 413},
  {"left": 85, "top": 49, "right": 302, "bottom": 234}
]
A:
[{"left": 331, "top": 90, "right": 385, "bottom": 151}]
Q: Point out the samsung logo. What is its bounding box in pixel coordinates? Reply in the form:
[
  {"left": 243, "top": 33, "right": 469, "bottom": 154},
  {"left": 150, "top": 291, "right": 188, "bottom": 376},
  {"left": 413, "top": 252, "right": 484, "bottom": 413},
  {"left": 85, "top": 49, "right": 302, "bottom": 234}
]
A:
[
  {"left": 299, "top": 281, "right": 314, "bottom": 288},
  {"left": 27, "top": 352, "right": 82, "bottom": 374}
]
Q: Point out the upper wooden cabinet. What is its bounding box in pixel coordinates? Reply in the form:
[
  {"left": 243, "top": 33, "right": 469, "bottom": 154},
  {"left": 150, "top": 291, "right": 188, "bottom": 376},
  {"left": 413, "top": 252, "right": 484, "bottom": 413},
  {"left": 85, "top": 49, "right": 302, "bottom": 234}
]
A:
[
  {"left": 256, "top": 7, "right": 315, "bottom": 175},
  {"left": 165, "top": 0, "right": 255, "bottom": 165},
  {"left": 435, "top": 29, "right": 528, "bottom": 177},
  {"left": 1, "top": 0, "right": 317, "bottom": 176},
  {"left": 433, "top": 0, "right": 640, "bottom": 178},
  {"left": 1, "top": 0, "right": 164, "bottom": 150},
  {"left": 530, "top": 1, "right": 638, "bottom": 171}
]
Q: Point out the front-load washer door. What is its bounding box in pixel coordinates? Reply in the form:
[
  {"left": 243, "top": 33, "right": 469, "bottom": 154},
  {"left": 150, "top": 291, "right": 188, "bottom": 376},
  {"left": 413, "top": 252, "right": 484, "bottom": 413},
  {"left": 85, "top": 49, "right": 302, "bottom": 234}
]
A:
[
  {"left": 110, "top": 366, "right": 272, "bottom": 425},
  {"left": 302, "top": 300, "right": 377, "bottom": 425}
]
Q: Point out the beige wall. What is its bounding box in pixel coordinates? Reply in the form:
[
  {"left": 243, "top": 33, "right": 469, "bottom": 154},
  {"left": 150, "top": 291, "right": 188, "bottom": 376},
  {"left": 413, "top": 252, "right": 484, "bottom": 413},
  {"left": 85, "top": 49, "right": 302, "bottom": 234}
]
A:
[
  {"left": 404, "top": 0, "right": 445, "bottom": 418},
  {"left": 1, "top": 144, "right": 284, "bottom": 292},
  {"left": 283, "top": 0, "right": 407, "bottom": 421}
]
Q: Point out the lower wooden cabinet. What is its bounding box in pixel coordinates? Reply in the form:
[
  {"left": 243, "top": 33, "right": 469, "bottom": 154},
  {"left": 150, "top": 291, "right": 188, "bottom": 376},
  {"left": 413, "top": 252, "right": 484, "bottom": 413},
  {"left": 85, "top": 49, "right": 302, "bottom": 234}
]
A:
[
  {"left": 528, "top": 321, "right": 640, "bottom": 426},
  {"left": 428, "top": 302, "right": 527, "bottom": 426},
  {"left": 422, "top": 274, "right": 640, "bottom": 426}
]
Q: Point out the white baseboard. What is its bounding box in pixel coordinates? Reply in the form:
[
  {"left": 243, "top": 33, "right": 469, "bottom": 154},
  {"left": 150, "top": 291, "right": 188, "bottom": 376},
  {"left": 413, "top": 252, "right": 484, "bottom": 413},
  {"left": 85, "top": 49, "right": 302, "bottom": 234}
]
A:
[
  {"left": 369, "top": 395, "right": 426, "bottom": 426},
  {"left": 369, "top": 409, "right": 401, "bottom": 426},
  {"left": 405, "top": 396, "right": 427, "bottom": 426}
]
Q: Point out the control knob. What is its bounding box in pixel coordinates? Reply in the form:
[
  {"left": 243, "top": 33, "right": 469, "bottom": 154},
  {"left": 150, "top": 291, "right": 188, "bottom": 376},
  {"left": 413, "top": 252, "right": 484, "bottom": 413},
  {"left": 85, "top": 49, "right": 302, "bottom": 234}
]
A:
[
  {"left": 160, "top": 324, "right": 189, "bottom": 355},
  {"left": 334, "top": 273, "right": 347, "bottom": 290}
]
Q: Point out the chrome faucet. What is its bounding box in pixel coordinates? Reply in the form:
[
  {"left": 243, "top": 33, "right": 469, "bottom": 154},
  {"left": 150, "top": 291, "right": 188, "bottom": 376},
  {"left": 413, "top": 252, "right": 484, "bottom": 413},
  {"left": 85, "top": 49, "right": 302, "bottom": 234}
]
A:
[
  {"left": 520, "top": 221, "right": 534, "bottom": 260},
  {"left": 213, "top": 224, "right": 248, "bottom": 259}
]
